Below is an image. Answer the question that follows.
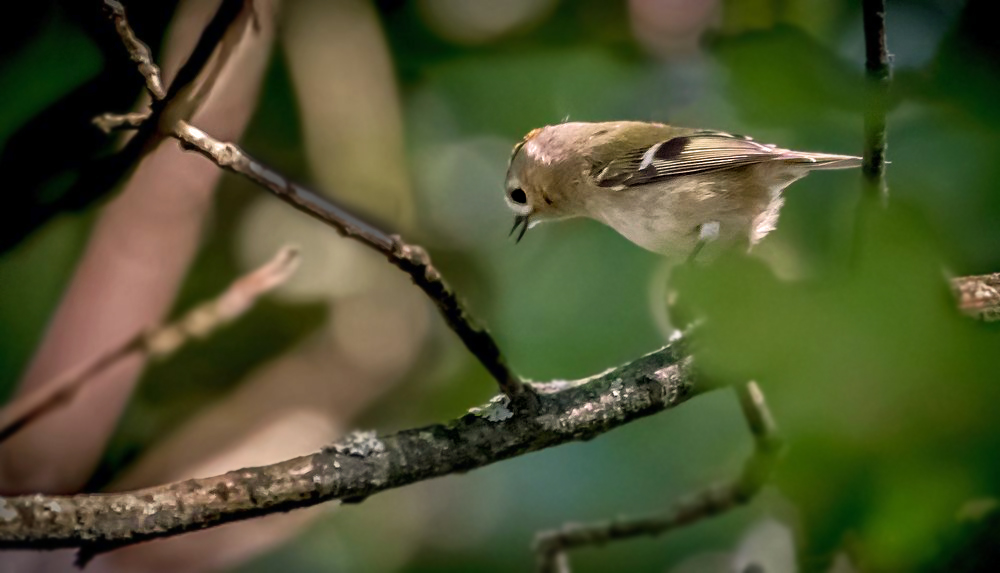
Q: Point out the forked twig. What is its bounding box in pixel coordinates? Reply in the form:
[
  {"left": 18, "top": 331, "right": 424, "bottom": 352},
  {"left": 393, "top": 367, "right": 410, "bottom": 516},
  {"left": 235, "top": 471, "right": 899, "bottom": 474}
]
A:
[
  {"left": 96, "top": 0, "right": 524, "bottom": 400},
  {"left": 172, "top": 121, "right": 524, "bottom": 397}
]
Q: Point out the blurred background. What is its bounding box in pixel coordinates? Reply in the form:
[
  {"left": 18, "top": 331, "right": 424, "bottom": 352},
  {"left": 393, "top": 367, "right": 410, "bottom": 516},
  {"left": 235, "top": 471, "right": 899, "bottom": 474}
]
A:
[{"left": 2, "top": 0, "right": 1000, "bottom": 571}]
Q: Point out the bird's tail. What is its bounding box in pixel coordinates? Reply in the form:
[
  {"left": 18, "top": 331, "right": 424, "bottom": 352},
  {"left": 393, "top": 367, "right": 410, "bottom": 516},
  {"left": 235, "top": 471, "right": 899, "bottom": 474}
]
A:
[{"left": 779, "top": 150, "right": 863, "bottom": 170}]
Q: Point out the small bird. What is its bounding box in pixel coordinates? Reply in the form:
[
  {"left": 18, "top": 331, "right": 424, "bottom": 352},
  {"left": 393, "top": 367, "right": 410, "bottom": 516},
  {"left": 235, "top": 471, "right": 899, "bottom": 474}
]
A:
[{"left": 505, "top": 121, "right": 861, "bottom": 260}]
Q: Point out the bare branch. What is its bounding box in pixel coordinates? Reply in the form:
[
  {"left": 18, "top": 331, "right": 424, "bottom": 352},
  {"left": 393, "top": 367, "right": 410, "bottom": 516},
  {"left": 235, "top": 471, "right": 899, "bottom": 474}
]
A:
[
  {"left": 103, "top": 0, "right": 249, "bottom": 111},
  {"left": 534, "top": 381, "right": 783, "bottom": 573},
  {"left": 0, "top": 343, "right": 696, "bottom": 556},
  {"left": 861, "top": 0, "right": 891, "bottom": 200},
  {"left": 92, "top": 111, "right": 151, "bottom": 134},
  {"left": 0, "top": 247, "right": 299, "bottom": 445},
  {"left": 104, "top": 0, "right": 165, "bottom": 100},
  {"left": 171, "top": 121, "right": 526, "bottom": 399}
]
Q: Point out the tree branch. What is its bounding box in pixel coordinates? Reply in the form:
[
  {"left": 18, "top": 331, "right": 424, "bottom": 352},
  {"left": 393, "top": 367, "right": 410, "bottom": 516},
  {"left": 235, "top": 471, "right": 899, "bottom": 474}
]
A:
[
  {"left": 533, "top": 381, "right": 782, "bottom": 573},
  {"left": 171, "top": 120, "right": 524, "bottom": 398},
  {"left": 861, "top": 0, "right": 891, "bottom": 200},
  {"left": 0, "top": 343, "right": 696, "bottom": 556},
  {"left": 103, "top": 0, "right": 166, "bottom": 100},
  {"left": 14, "top": 0, "right": 255, "bottom": 270},
  {"left": 0, "top": 1, "right": 992, "bottom": 564}
]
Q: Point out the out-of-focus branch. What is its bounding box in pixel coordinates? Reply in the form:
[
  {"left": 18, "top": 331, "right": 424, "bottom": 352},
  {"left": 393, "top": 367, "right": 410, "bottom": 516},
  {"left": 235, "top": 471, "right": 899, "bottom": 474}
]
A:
[
  {"left": 0, "top": 247, "right": 299, "bottom": 445},
  {"left": 861, "top": 0, "right": 891, "bottom": 200},
  {"left": 953, "top": 272, "right": 1000, "bottom": 322},
  {"left": 0, "top": 343, "right": 696, "bottom": 557},
  {"left": 533, "top": 381, "right": 783, "bottom": 573}
]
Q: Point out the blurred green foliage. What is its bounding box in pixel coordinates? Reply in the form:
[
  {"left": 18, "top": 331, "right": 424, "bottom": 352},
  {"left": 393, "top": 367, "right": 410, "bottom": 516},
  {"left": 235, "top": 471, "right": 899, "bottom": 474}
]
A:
[
  {"left": 671, "top": 198, "right": 1000, "bottom": 570},
  {"left": 3, "top": 0, "right": 1000, "bottom": 571}
]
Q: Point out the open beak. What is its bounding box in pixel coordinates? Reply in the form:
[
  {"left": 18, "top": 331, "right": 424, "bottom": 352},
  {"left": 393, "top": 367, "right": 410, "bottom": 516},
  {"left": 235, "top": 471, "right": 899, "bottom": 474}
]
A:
[{"left": 509, "top": 214, "right": 530, "bottom": 243}]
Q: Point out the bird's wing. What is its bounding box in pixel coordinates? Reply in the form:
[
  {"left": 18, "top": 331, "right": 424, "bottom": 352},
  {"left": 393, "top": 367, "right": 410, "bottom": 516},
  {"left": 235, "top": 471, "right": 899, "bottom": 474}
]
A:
[{"left": 591, "top": 131, "right": 787, "bottom": 189}]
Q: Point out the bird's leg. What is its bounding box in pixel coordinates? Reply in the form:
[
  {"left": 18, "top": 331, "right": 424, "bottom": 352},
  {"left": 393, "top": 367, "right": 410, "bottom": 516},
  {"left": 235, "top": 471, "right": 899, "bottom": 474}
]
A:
[{"left": 686, "top": 220, "right": 721, "bottom": 264}]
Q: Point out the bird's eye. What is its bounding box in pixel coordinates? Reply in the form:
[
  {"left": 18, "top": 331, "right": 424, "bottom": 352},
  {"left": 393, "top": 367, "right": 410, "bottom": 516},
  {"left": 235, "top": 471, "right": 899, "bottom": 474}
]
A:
[{"left": 509, "top": 188, "right": 527, "bottom": 205}]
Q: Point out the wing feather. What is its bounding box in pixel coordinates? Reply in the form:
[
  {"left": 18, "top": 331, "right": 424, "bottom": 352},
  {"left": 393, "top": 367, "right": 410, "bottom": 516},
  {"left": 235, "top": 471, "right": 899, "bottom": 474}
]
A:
[{"left": 593, "top": 132, "right": 786, "bottom": 188}]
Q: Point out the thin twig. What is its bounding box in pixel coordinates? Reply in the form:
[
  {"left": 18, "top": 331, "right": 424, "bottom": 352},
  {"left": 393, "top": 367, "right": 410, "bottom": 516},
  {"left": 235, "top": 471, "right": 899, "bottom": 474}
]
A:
[
  {"left": 732, "top": 382, "right": 783, "bottom": 498},
  {"left": 103, "top": 0, "right": 165, "bottom": 100},
  {"left": 534, "top": 381, "right": 783, "bottom": 573},
  {"left": 861, "top": 0, "right": 891, "bottom": 200},
  {"left": 0, "top": 247, "right": 300, "bottom": 445},
  {"left": 92, "top": 111, "right": 151, "bottom": 134},
  {"left": 0, "top": 340, "right": 142, "bottom": 446},
  {"left": 170, "top": 122, "right": 525, "bottom": 398},
  {"left": 0, "top": 342, "right": 696, "bottom": 556}
]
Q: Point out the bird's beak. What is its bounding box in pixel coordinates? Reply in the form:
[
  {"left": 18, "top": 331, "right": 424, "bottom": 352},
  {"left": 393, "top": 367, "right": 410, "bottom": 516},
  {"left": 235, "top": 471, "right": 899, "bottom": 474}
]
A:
[{"left": 509, "top": 214, "right": 530, "bottom": 243}]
